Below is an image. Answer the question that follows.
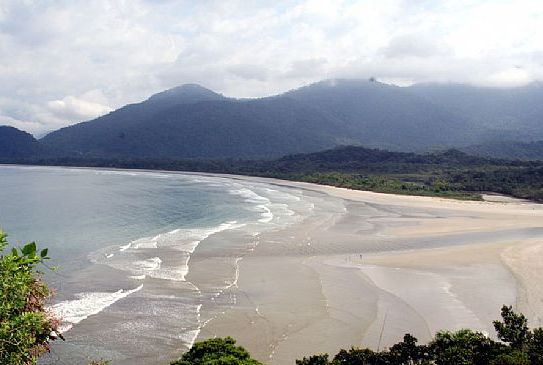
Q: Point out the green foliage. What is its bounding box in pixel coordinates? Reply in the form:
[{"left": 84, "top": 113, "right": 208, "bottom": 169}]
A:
[
  {"left": 493, "top": 305, "right": 531, "bottom": 350},
  {"left": 296, "top": 354, "right": 330, "bottom": 365},
  {"left": 528, "top": 328, "right": 543, "bottom": 364},
  {"left": 388, "top": 334, "right": 429, "bottom": 364},
  {"left": 490, "top": 350, "right": 531, "bottom": 365},
  {"left": 0, "top": 231, "right": 57, "bottom": 365},
  {"left": 171, "top": 337, "right": 262, "bottom": 365},
  {"left": 332, "top": 347, "right": 388, "bottom": 364},
  {"left": 428, "top": 329, "right": 500, "bottom": 365}
]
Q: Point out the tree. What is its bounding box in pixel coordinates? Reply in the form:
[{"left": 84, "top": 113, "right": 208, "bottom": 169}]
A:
[
  {"left": 493, "top": 305, "right": 531, "bottom": 350},
  {"left": 428, "top": 329, "right": 500, "bottom": 365},
  {"left": 296, "top": 354, "right": 330, "bottom": 365},
  {"left": 528, "top": 328, "right": 543, "bottom": 365},
  {"left": 388, "top": 334, "right": 429, "bottom": 364},
  {"left": 490, "top": 350, "right": 530, "bottom": 365},
  {"left": 332, "top": 347, "right": 388, "bottom": 365},
  {"left": 171, "top": 337, "right": 263, "bottom": 365},
  {"left": 0, "top": 231, "right": 58, "bottom": 365}
]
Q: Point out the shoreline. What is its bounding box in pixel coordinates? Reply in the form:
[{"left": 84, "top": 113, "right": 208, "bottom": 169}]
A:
[
  {"left": 1, "top": 162, "right": 540, "bottom": 205},
  {"left": 3, "top": 164, "right": 543, "bottom": 364},
  {"left": 194, "top": 174, "right": 543, "bottom": 364}
]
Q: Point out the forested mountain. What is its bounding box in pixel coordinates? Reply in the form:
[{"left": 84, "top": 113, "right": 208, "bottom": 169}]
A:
[
  {"left": 408, "top": 82, "right": 543, "bottom": 143},
  {"left": 6, "top": 79, "right": 543, "bottom": 160},
  {"left": 40, "top": 84, "right": 345, "bottom": 158},
  {"left": 285, "top": 80, "right": 477, "bottom": 151},
  {"left": 462, "top": 140, "right": 543, "bottom": 160},
  {"left": 0, "top": 126, "right": 43, "bottom": 158}
]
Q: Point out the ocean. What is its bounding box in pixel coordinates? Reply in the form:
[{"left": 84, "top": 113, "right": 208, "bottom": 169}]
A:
[{"left": 0, "top": 165, "right": 315, "bottom": 364}]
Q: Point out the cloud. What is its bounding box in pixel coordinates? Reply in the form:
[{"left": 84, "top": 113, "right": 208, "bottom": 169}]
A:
[
  {"left": 1, "top": 0, "right": 543, "bottom": 134},
  {"left": 381, "top": 34, "right": 449, "bottom": 59},
  {"left": 47, "top": 96, "right": 112, "bottom": 122},
  {"left": 228, "top": 64, "right": 270, "bottom": 81},
  {"left": 285, "top": 58, "right": 328, "bottom": 78},
  {"left": 0, "top": 114, "right": 43, "bottom": 134}
]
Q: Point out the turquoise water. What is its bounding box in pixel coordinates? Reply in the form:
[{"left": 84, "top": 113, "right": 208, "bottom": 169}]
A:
[
  {"left": 0, "top": 165, "right": 309, "bottom": 364},
  {"left": 0, "top": 166, "right": 254, "bottom": 267}
]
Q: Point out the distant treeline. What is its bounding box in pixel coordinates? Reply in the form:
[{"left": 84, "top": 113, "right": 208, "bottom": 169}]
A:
[{"left": 2, "top": 145, "right": 543, "bottom": 202}]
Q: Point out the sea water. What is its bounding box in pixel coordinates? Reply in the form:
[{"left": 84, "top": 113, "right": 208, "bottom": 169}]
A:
[{"left": 0, "top": 165, "right": 313, "bottom": 364}]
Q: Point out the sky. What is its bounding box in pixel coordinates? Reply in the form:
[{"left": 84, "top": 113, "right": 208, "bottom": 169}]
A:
[{"left": 1, "top": 0, "right": 543, "bottom": 135}]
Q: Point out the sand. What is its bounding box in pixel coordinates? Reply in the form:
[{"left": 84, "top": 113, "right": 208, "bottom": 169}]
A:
[{"left": 197, "top": 177, "right": 543, "bottom": 364}]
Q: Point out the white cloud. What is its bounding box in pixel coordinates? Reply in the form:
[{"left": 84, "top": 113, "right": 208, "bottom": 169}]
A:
[
  {"left": 0, "top": 114, "right": 43, "bottom": 134},
  {"left": 47, "top": 95, "right": 112, "bottom": 121},
  {"left": 0, "top": 0, "right": 542, "bottom": 134}
]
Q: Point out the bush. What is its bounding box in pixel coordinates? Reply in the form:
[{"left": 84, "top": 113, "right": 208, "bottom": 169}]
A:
[
  {"left": 0, "top": 231, "right": 58, "bottom": 365},
  {"left": 171, "top": 337, "right": 262, "bottom": 365}
]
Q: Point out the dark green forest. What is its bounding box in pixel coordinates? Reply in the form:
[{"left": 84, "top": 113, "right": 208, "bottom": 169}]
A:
[{"left": 2, "top": 145, "right": 542, "bottom": 202}]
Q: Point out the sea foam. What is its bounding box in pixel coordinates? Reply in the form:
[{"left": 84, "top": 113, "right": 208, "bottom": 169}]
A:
[{"left": 51, "top": 284, "right": 144, "bottom": 333}]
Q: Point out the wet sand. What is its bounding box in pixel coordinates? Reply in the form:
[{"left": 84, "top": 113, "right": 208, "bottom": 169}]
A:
[{"left": 198, "top": 177, "right": 543, "bottom": 364}]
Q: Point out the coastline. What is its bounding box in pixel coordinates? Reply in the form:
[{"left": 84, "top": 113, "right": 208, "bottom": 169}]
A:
[
  {"left": 194, "top": 174, "right": 543, "bottom": 364},
  {"left": 3, "top": 164, "right": 543, "bottom": 364},
  {"left": 1, "top": 162, "right": 540, "bottom": 204}
]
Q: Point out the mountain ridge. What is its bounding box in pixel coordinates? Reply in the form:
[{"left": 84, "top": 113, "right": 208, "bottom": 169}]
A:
[{"left": 3, "top": 79, "right": 543, "bottom": 160}]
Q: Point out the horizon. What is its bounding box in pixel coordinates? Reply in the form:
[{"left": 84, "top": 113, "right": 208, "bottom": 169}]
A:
[{"left": 1, "top": 1, "right": 543, "bottom": 134}]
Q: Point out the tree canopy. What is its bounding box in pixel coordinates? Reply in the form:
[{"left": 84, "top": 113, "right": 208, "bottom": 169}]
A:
[{"left": 171, "top": 337, "right": 263, "bottom": 365}]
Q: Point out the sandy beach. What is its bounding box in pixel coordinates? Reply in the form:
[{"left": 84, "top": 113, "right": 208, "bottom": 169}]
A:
[{"left": 196, "top": 177, "right": 543, "bottom": 364}]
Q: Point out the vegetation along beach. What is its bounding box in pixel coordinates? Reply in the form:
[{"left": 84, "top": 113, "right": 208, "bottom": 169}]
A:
[{"left": 2, "top": 1, "right": 543, "bottom": 364}]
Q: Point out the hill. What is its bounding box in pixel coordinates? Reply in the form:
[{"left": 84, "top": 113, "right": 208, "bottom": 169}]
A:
[
  {"left": 40, "top": 84, "right": 345, "bottom": 158},
  {"left": 285, "top": 80, "right": 476, "bottom": 151},
  {"left": 0, "top": 79, "right": 534, "bottom": 161},
  {"left": 0, "top": 126, "right": 43, "bottom": 158},
  {"left": 462, "top": 140, "right": 543, "bottom": 160},
  {"left": 408, "top": 82, "right": 543, "bottom": 143}
]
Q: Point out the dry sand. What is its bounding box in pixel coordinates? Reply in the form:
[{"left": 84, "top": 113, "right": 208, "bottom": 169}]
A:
[{"left": 198, "top": 178, "right": 543, "bottom": 364}]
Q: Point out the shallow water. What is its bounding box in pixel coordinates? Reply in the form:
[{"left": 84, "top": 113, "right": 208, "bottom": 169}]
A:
[{"left": 0, "top": 166, "right": 317, "bottom": 364}]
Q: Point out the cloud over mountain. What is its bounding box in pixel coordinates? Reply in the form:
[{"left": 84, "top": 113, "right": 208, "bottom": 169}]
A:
[{"left": 1, "top": 0, "right": 543, "bottom": 134}]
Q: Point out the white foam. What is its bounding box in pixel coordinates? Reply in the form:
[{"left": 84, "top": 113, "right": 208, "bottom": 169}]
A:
[
  {"left": 129, "top": 275, "right": 146, "bottom": 280},
  {"left": 131, "top": 236, "right": 158, "bottom": 249},
  {"left": 257, "top": 204, "right": 274, "bottom": 223},
  {"left": 94, "top": 221, "right": 246, "bottom": 283},
  {"left": 229, "top": 187, "right": 271, "bottom": 204},
  {"left": 133, "top": 257, "right": 162, "bottom": 272},
  {"left": 224, "top": 257, "right": 242, "bottom": 289},
  {"left": 51, "top": 284, "right": 143, "bottom": 333}
]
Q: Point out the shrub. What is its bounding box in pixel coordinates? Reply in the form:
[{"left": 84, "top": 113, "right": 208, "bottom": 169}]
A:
[
  {"left": 171, "top": 337, "right": 262, "bottom": 365},
  {"left": 0, "top": 231, "right": 58, "bottom": 365}
]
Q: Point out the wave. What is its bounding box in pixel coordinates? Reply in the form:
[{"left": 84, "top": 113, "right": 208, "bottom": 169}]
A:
[
  {"left": 50, "top": 284, "right": 144, "bottom": 333},
  {"left": 92, "top": 221, "right": 245, "bottom": 282}
]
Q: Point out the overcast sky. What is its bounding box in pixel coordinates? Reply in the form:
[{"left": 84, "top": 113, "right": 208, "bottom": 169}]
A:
[{"left": 1, "top": 0, "right": 543, "bottom": 135}]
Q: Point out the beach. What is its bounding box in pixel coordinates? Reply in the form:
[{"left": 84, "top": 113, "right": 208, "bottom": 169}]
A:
[
  {"left": 197, "top": 177, "right": 543, "bottom": 364},
  {"left": 3, "top": 166, "right": 540, "bottom": 365}
]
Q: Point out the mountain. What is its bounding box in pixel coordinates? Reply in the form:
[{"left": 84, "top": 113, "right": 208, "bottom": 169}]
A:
[
  {"left": 0, "top": 126, "right": 42, "bottom": 158},
  {"left": 41, "top": 86, "right": 343, "bottom": 158},
  {"left": 462, "top": 140, "right": 543, "bottom": 160},
  {"left": 408, "top": 82, "right": 543, "bottom": 142},
  {"left": 286, "top": 80, "right": 477, "bottom": 151},
  {"left": 31, "top": 79, "right": 543, "bottom": 160}
]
